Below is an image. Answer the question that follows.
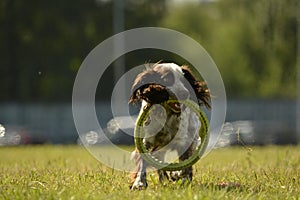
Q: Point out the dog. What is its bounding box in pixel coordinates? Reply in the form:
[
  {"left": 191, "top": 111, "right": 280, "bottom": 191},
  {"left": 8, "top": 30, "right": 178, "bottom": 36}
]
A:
[{"left": 129, "top": 63, "right": 210, "bottom": 190}]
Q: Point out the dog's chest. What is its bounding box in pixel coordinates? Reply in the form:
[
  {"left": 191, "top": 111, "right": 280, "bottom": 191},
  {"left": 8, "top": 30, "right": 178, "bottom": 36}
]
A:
[{"left": 142, "top": 104, "right": 200, "bottom": 149}]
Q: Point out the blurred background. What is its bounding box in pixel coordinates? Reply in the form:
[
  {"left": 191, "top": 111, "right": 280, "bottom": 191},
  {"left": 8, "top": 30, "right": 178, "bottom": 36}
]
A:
[{"left": 0, "top": 0, "right": 299, "bottom": 146}]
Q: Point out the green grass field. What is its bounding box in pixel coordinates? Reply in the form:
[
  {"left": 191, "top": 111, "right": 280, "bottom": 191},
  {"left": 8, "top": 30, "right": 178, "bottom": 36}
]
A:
[{"left": 0, "top": 145, "right": 299, "bottom": 200}]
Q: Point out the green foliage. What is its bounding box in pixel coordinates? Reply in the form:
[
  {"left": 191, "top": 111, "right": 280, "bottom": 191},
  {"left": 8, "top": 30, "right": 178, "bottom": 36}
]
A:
[
  {"left": 0, "top": 0, "right": 297, "bottom": 101},
  {"left": 0, "top": 0, "right": 166, "bottom": 102},
  {"left": 161, "top": 0, "right": 298, "bottom": 99},
  {"left": 0, "top": 145, "right": 299, "bottom": 199}
]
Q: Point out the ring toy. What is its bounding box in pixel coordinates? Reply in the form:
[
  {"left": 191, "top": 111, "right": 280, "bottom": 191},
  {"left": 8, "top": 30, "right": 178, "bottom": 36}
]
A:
[{"left": 134, "top": 99, "right": 210, "bottom": 171}]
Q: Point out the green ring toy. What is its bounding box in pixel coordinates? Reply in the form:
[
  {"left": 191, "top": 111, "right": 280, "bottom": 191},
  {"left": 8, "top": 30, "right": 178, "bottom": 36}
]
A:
[{"left": 134, "top": 99, "right": 210, "bottom": 171}]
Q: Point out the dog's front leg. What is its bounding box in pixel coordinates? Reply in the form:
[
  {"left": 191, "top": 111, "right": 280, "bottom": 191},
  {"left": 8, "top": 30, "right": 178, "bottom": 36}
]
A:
[
  {"left": 170, "top": 147, "right": 193, "bottom": 185},
  {"left": 130, "top": 150, "right": 148, "bottom": 190},
  {"left": 178, "top": 148, "right": 193, "bottom": 184},
  {"left": 152, "top": 150, "right": 169, "bottom": 183}
]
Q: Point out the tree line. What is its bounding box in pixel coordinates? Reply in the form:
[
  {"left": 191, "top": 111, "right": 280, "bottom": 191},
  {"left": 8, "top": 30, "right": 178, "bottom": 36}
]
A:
[{"left": 0, "top": 0, "right": 297, "bottom": 102}]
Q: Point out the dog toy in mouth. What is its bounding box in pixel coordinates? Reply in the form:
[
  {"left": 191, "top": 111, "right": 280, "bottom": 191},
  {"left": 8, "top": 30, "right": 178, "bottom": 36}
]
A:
[{"left": 134, "top": 99, "right": 210, "bottom": 171}]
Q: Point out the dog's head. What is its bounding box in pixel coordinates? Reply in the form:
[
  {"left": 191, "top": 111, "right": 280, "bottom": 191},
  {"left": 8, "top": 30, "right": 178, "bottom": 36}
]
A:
[{"left": 129, "top": 63, "right": 211, "bottom": 110}]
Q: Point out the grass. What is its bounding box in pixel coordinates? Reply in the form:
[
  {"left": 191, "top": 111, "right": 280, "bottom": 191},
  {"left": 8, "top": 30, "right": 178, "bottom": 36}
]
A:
[{"left": 0, "top": 145, "right": 299, "bottom": 200}]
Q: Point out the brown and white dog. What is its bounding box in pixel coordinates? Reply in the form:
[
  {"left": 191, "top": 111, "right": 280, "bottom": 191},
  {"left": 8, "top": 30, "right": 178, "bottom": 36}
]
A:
[{"left": 129, "top": 63, "right": 210, "bottom": 190}]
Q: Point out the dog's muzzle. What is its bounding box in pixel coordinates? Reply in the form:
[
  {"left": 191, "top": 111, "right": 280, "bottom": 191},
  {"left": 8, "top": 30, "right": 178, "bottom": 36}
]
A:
[{"left": 164, "top": 101, "right": 186, "bottom": 113}]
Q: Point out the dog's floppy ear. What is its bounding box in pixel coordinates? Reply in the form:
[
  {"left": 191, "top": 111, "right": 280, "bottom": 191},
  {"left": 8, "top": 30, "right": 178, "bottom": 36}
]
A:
[
  {"left": 129, "top": 70, "right": 155, "bottom": 104},
  {"left": 129, "top": 70, "right": 169, "bottom": 105},
  {"left": 181, "top": 65, "right": 211, "bottom": 109}
]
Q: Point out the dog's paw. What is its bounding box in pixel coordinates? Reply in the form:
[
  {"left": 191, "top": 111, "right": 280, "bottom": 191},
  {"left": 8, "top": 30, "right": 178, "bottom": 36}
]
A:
[
  {"left": 170, "top": 170, "right": 182, "bottom": 181},
  {"left": 130, "top": 179, "right": 148, "bottom": 190},
  {"left": 170, "top": 170, "right": 192, "bottom": 185},
  {"left": 181, "top": 176, "right": 192, "bottom": 186}
]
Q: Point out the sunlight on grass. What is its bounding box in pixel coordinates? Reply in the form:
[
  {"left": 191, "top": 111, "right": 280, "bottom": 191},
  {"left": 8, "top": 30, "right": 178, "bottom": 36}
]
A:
[{"left": 0, "top": 145, "right": 299, "bottom": 199}]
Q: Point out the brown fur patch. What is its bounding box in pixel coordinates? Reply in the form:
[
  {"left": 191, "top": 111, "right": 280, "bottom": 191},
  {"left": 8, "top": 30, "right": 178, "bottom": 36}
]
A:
[{"left": 181, "top": 65, "right": 211, "bottom": 109}]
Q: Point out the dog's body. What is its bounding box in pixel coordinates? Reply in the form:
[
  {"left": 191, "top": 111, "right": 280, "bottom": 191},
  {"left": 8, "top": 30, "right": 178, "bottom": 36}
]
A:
[{"left": 129, "top": 63, "right": 210, "bottom": 190}]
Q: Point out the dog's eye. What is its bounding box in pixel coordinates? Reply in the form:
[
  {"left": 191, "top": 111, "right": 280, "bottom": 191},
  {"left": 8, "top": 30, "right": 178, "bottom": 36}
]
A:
[{"left": 161, "top": 73, "right": 175, "bottom": 86}]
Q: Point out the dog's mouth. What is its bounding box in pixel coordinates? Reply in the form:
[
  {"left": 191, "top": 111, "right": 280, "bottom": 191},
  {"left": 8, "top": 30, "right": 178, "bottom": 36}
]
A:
[{"left": 167, "top": 101, "right": 183, "bottom": 113}]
